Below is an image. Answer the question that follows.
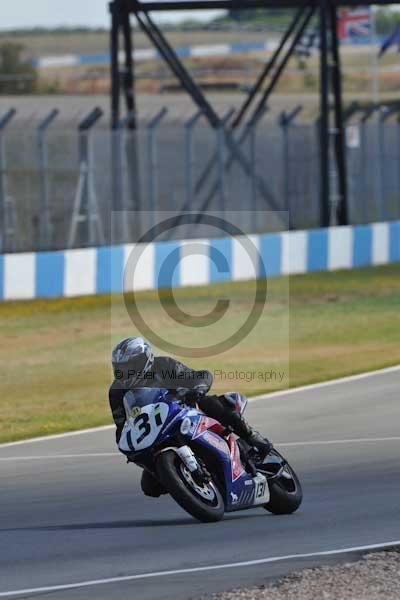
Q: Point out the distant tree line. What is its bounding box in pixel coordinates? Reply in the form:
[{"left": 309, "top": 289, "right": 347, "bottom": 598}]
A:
[
  {"left": 215, "top": 8, "right": 295, "bottom": 29},
  {"left": 227, "top": 8, "right": 295, "bottom": 22},
  {"left": 0, "top": 27, "right": 108, "bottom": 36}
]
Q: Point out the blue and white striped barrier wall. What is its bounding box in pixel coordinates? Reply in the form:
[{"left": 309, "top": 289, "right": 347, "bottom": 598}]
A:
[
  {"left": 0, "top": 222, "right": 399, "bottom": 301},
  {"left": 33, "top": 37, "right": 384, "bottom": 69},
  {"left": 34, "top": 40, "right": 270, "bottom": 69}
]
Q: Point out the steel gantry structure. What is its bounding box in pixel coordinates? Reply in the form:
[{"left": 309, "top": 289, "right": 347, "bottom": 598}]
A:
[{"left": 109, "top": 0, "right": 394, "bottom": 228}]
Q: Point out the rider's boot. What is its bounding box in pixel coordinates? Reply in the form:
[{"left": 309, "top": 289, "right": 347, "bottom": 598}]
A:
[
  {"left": 197, "top": 394, "right": 272, "bottom": 458},
  {"left": 228, "top": 412, "right": 272, "bottom": 458}
]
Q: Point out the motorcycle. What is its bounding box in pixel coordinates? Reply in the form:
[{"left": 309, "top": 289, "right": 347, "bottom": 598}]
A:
[{"left": 118, "top": 387, "right": 302, "bottom": 523}]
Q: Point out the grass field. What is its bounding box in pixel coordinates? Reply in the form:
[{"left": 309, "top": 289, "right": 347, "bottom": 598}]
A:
[
  {"left": 3, "top": 26, "right": 400, "bottom": 98},
  {"left": 35, "top": 42, "right": 400, "bottom": 97},
  {"left": 0, "top": 264, "right": 399, "bottom": 444},
  {"left": 0, "top": 30, "right": 274, "bottom": 57}
]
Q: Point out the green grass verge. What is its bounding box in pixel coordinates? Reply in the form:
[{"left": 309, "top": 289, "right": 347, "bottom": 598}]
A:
[{"left": 0, "top": 264, "right": 399, "bottom": 444}]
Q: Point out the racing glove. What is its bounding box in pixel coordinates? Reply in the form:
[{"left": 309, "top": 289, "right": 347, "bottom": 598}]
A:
[{"left": 175, "top": 385, "right": 207, "bottom": 406}]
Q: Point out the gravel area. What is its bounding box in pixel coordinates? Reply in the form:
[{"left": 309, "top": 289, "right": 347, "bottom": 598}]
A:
[{"left": 212, "top": 551, "right": 400, "bottom": 600}]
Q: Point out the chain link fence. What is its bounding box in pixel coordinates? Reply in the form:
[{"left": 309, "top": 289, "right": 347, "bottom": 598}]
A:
[{"left": 1, "top": 111, "right": 399, "bottom": 253}]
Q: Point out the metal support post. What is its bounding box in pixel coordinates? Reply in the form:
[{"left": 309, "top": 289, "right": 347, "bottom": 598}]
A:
[
  {"left": 319, "top": 0, "right": 330, "bottom": 227},
  {"left": 120, "top": 0, "right": 136, "bottom": 126},
  {"left": 378, "top": 108, "right": 387, "bottom": 221},
  {"left": 377, "top": 104, "right": 400, "bottom": 221},
  {"left": 358, "top": 107, "right": 377, "bottom": 223},
  {"left": 147, "top": 107, "right": 168, "bottom": 230},
  {"left": 111, "top": 125, "right": 124, "bottom": 243},
  {"left": 329, "top": 2, "right": 348, "bottom": 226},
  {"left": 120, "top": 0, "right": 142, "bottom": 239},
  {"left": 68, "top": 108, "right": 105, "bottom": 248},
  {"left": 184, "top": 111, "right": 202, "bottom": 211},
  {"left": 0, "top": 108, "right": 16, "bottom": 253},
  {"left": 37, "top": 109, "right": 59, "bottom": 250},
  {"left": 110, "top": 0, "right": 125, "bottom": 241},
  {"left": 216, "top": 109, "right": 235, "bottom": 214},
  {"left": 279, "top": 105, "right": 303, "bottom": 228},
  {"left": 342, "top": 103, "right": 362, "bottom": 224},
  {"left": 110, "top": 0, "right": 121, "bottom": 131}
]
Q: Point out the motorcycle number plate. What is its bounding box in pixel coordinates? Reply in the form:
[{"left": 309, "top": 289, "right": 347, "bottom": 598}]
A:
[
  {"left": 118, "top": 402, "right": 169, "bottom": 452},
  {"left": 253, "top": 473, "right": 270, "bottom": 505}
]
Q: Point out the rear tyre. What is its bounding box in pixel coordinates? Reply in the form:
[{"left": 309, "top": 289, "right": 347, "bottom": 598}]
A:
[
  {"left": 264, "top": 463, "right": 302, "bottom": 515},
  {"left": 156, "top": 450, "right": 224, "bottom": 523},
  {"left": 257, "top": 450, "right": 302, "bottom": 515}
]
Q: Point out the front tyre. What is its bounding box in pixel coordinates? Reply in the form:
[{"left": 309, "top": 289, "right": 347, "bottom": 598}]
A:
[{"left": 156, "top": 450, "right": 224, "bottom": 523}]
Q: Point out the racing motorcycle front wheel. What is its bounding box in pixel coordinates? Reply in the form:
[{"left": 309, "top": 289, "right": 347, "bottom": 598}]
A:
[
  {"left": 257, "top": 449, "right": 303, "bottom": 515},
  {"left": 156, "top": 450, "right": 225, "bottom": 523}
]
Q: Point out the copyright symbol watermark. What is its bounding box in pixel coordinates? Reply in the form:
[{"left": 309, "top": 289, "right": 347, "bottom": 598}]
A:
[{"left": 121, "top": 212, "right": 268, "bottom": 358}]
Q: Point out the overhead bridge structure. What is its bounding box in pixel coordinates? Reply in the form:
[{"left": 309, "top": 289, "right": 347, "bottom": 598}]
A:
[{"left": 109, "top": 0, "right": 393, "bottom": 228}]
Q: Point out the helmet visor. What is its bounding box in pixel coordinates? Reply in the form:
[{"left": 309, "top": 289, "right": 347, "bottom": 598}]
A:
[{"left": 113, "top": 354, "right": 150, "bottom": 387}]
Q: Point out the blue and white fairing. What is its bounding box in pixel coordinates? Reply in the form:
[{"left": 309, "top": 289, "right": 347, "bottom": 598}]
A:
[
  {"left": 118, "top": 388, "right": 183, "bottom": 453},
  {"left": 177, "top": 413, "right": 269, "bottom": 511},
  {"left": 118, "top": 387, "right": 269, "bottom": 511}
]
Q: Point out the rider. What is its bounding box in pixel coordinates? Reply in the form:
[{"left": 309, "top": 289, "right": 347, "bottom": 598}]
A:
[{"left": 109, "top": 336, "right": 272, "bottom": 497}]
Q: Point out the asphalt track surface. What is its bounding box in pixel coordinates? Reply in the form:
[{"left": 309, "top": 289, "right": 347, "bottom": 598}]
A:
[{"left": 1, "top": 367, "right": 399, "bottom": 599}]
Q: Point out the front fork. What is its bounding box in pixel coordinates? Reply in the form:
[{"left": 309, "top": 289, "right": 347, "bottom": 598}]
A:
[
  {"left": 175, "top": 446, "right": 199, "bottom": 473},
  {"left": 157, "top": 445, "right": 210, "bottom": 485}
]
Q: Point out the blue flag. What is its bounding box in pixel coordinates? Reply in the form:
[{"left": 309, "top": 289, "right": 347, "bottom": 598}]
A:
[
  {"left": 379, "top": 24, "right": 400, "bottom": 57},
  {"left": 295, "top": 28, "right": 320, "bottom": 59}
]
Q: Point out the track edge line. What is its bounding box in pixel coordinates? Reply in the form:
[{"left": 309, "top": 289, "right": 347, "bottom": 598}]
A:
[{"left": 1, "top": 540, "right": 400, "bottom": 598}]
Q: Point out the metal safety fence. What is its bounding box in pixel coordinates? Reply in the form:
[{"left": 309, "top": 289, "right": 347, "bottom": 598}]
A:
[{"left": 0, "top": 106, "right": 399, "bottom": 253}]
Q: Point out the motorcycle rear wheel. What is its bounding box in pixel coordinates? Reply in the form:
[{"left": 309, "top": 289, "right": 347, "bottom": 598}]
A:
[
  {"left": 156, "top": 450, "right": 224, "bottom": 523},
  {"left": 257, "top": 450, "right": 303, "bottom": 515}
]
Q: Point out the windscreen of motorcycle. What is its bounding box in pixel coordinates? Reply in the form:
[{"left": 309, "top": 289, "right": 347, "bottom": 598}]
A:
[{"left": 119, "top": 388, "right": 170, "bottom": 452}]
